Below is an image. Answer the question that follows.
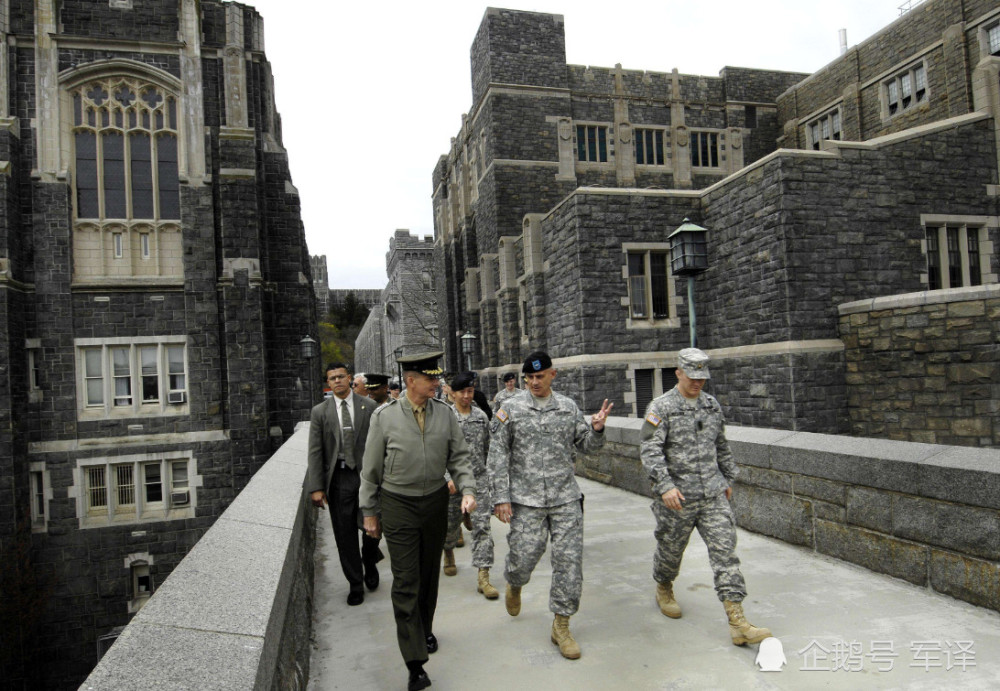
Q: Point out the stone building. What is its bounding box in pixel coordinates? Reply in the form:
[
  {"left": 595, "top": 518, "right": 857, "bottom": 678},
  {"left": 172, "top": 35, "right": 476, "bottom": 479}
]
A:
[
  {"left": 355, "top": 229, "right": 441, "bottom": 379},
  {"left": 434, "top": 2, "right": 1000, "bottom": 448},
  {"left": 310, "top": 254, "right": 330, "bottom": 317},
  {"left": 0, "top": 1, "right": 317, "bottom": 687},
  {"left": 328, "top": 287, "right": 381, "bottom": 312}
]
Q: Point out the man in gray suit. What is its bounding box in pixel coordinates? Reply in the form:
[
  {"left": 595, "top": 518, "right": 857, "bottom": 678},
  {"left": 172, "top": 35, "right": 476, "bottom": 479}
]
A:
[{"left": 307, "top": 362, "right": 383, "bottom": 605}]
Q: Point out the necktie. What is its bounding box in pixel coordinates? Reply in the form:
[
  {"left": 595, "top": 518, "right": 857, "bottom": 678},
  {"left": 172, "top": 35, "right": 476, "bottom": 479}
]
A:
[
  {"left": 413, "top": 405, "right": 425, "bottom": 433},
  {"left": 341, "top": 399, "right": 355, "bottom": 468}
]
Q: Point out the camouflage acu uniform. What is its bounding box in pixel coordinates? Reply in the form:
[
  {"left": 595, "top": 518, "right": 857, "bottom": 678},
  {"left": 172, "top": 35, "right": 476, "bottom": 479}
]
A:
[
  {"left": 451, "top": 404, "right": 494, "bottom": 567},
  {"left": 492, "top": 387, "right": 521, "bottom": 409},
  {"left": 487, "top": 391, "right": 605, "bottom": 616},
  {"left": 639, "top": 387, "right": 747, "bottom": 602}
]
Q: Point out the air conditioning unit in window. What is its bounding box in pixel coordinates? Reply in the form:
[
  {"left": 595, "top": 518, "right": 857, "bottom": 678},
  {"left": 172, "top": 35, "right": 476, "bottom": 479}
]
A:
[
  {"left": 170, "top": 489, "right": 190, "bottom": 506},
  {"left": 167, "top": 391, "right": 186, "bottom": 404}
]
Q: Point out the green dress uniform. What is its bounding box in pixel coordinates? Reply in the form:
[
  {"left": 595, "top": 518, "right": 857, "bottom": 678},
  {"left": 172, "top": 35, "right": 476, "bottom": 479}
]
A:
[{"left": 361, "top": 384, "right": 475, "bottom": 664}]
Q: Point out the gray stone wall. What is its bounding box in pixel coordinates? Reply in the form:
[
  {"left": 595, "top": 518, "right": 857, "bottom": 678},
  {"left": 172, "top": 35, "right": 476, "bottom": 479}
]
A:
[
  {"left": 59, "top": 0, "right": 179, "bottom": 43},
  {"left": 80, "top": 426, "right": 317, "bottom": 691},
  {"left": 578, "top": 420, "right": 1000, "bottom": 612},
  {"left": 840, "top": 286, "right": 1000, "bottom": 447}
]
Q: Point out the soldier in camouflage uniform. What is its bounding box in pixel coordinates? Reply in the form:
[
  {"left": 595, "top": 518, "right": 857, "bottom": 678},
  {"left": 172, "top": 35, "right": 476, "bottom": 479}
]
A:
[
  {"left": 488, "top": 351, "right": 613, "bottom": 660},
  {"left": 639, "top": 348, "right": 771, "bottom": 646},
  {"left": 448, "top": 372, "right": 499, "bottom": 599},
  {"left": 492, "top": 371, "right": 520, "bottom": 408}
]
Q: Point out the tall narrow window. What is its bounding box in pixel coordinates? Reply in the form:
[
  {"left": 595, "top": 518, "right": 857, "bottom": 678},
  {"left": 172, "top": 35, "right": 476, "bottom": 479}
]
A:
[
  {"left": 30, "top": 471, "right": 46, "bottom": 527},
  {"left": 635, "top": 369, "right": 654, "bottom": 417},
  {"left": 88, "top": 466, "right": 108, "bottom": 513},
  {"left": 116, "top": 464, "right": 136, "bottom": 511},
  {"left": 140, "top": 346, "right": 158, "bottom": 402},
  {"left": 143, "top": 463, "right": 163, "bottom": 504},
  {"left": 576, "top": 124, "right": 609, "bottom": 163},
  {"left": 946, "top": 227, "right": 962, "bottom": 288},
  {"left": 85, "top": 349, "right": 104, "bottom": 406},
  {"left": 885, "top": 63, "right": 928, "bottom": 117},
  {"left": 691, "top": 132, "right": 720, "bottom": 168},
  {"left": 626, "top": 248, "right": 674, "bottom": 324},
  {"left": 925, "top": 227, "right": 941, "bottom": 290},
  {"left": 628, "top": 253, "right": 647, "bottom": 318},
  {"left": 112, "top": 347, "right": 132, "bottom": 407},
  {"left": 635, "top": 128, "right": 665, "bottom": 166}
]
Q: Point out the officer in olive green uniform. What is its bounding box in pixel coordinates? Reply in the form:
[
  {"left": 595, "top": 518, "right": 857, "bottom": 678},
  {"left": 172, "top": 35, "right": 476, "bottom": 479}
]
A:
[
  {"left": 360, "top": 352, "right": 476, "bottom": 691},
  {"left": 639, "top": 348, "right": 771, "bottom": 647}
]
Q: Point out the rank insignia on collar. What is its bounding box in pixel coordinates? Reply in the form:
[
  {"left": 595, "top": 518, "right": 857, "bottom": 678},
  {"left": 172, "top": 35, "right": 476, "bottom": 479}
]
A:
[
  {"left": 496, "top": 409, "right": 509, "bottom": 423},
  {"left": 645, "top": 412, "right": 662, "bottom": 427}
]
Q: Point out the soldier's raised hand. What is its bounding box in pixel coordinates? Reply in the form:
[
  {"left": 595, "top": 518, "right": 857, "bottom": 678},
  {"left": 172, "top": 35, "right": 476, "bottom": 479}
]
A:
[{"left": 590, "top": 399, "right": 614, "bottom": 431}]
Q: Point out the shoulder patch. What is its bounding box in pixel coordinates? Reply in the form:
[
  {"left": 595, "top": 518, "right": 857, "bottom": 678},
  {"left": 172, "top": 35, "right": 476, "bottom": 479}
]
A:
[
  {"left": 645, "top": 412, "right": 662, "bottom": 427},
  {"left": 495, "top": 409, "right": 509, "bottom": 423}
]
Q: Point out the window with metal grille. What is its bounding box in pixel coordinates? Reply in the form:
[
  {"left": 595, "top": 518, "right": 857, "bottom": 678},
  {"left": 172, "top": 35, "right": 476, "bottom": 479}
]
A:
[
  {"left": 81, "top": 456, "right": 193, "bottom": 525},
  {"left": 635, "top": 369, "right": 655, "bottom": 417}
]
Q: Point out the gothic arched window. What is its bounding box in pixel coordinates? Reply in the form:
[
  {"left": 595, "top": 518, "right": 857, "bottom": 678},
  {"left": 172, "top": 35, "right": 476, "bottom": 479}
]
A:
[{"left": 70, "top": 77, "right": 183, "bottom": 283}]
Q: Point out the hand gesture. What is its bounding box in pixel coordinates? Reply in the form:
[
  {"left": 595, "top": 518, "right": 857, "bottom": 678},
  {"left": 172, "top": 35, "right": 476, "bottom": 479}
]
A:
[{"left": 590, "top": 399, "right": 614, "bottom": 431}]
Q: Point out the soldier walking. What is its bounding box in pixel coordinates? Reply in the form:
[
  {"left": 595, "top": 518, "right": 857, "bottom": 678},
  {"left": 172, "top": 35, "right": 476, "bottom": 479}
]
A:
[
  {"left": 449, "top": 371, "right": 500, "bottom": 599},
  {"left": 488, "top": 351, "right": 613, "bottom": 660},
  {"left": 639, "top": 348, "right": 771, "bottom": 646}
]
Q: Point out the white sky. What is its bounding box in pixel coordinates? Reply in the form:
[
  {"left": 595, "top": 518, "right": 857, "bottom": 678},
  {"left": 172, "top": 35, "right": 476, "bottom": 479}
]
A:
[{"left": 243, "top": 0, "right": 908, "bottom": 289}]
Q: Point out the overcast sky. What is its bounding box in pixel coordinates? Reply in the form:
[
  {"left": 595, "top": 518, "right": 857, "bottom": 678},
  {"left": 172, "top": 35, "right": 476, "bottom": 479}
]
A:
[{"left": 243, "top": 0, "right": 908, "bottom": 289}]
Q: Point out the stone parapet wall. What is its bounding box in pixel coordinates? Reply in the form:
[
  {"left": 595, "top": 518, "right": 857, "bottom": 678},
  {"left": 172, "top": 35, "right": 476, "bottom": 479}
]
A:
[
  {"left": 839, "top": 285, "right": 1000, "bottom": 447},
  {"left": 578, "top": 419, "right": 1000, "bottom": 612},
  {"left": 80, "top": 425, "right": 317, "bottom": 691}
]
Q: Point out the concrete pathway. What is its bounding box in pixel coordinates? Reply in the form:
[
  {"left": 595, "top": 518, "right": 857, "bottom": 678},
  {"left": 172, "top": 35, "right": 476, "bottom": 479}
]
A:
[{"left": 308, "top": 477, "right": 1000, "bottom": 690}]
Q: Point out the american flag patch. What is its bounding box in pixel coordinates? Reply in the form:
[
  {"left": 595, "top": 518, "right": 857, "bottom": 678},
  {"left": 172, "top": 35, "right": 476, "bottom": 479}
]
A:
[
  {"left": 496, "top": 409, "right": 509, "bottom": 423},
  {"left": 645, "top": 412, "right": 662, "bottom": 427}
]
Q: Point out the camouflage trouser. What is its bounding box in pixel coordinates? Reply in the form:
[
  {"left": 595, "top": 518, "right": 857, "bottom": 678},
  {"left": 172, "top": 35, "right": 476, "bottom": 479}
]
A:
[
  {"left": 469, "top": 498, "right": 494, "bottom": 568},
  {"left": 505, "top": 501, "right": 583, "bottom": 616},
  {"left": 651, "top": 492, "right": 747, "bottom": 602},
  {"left": 443, "top": 491, "right": 463, "bottom": 550}
]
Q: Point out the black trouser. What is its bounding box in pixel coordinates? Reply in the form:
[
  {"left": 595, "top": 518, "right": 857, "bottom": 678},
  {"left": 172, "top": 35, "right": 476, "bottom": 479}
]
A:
[
  {"left": 380, "top": 485, "right": 449, "bottom": 663},
  {"left": 329, "top": 463, "right": 382, "bottom": 593}
]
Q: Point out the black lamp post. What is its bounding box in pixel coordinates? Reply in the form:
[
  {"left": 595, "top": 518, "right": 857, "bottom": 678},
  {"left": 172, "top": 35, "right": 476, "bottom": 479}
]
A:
[
  {"left": 299, "top": 335, "right": 318, "bottom": 404},
  {"left": 460, "top": 331, "right": 478, "bottom": 372},
  {"left": 668, "top": 218, "right": 709, "bottom": 348}
]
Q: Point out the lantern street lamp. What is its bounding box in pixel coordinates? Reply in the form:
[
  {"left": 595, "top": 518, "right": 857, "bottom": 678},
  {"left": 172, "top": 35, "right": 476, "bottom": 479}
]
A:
[
  {"left": 394, "top": 346, "right": 404, "bottom": 389},
  {"left": 299, "top": 335, "right": 319, "bottom": 404},
  {"left": 668, "top": 218, "right": 709, "bottom": 348},
  {"left": 460, "top": 331, "right": 478, "bottom": 372}
]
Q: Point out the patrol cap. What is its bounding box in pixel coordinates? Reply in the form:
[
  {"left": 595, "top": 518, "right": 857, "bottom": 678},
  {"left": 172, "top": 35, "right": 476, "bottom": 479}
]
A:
[
  {"left": 678, "top": 347, "right": 711, "bottom": 379},
  {"left": 365, "top": 373, "right": 389, "bottom": 389},
  {"left": 502, "top": 372, "right": 517, "bottom": 382},
  {"left": 522, "top": 350, "right": 553, "bottom": 374},
  {"left": 451, "top": 371, "right": 476, "bottom": 391},
  {"left": 397, "top": 351, "right": 444, "bottom": 376}
]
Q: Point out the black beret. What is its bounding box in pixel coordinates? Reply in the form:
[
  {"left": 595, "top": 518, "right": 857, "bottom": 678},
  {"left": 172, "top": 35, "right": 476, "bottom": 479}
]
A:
[
  {"left": 502, "top": 372, "right": 517, "bottom": 382},
  {"left": 451, "top": 371, "right": 476, "bottom": 391},
  {"left": 522, "top": 351, "right": 553, "bottom": 374}
]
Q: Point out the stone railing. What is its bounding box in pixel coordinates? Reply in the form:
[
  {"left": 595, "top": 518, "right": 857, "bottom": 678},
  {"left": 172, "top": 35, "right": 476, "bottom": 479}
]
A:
[
  {"left": 81, "top": 424, "right": 316, "bottom": 690},
  {"left": 579, "top": 418, "right": 1000, "bottom": 612}
]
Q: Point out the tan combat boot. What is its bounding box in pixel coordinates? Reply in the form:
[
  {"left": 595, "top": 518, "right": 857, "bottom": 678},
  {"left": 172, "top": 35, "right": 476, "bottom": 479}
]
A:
[
  {"left": 443, "top": 549, "right": 457, "bottom": 576},
  {"left": 505, "top": 584, "right": 521, "bottom": 616},
  {"left": 655, "top": 581, "right": 682, "bottom": 618},
  {"left": 456, "top": 529, "right": 465, "bottom": 548},
  {"left": 477, "top": 568, "right": 499, "bottom": 599},
  {"left": 723, "top": 600, "right": 771, "bottom": 645},
  {"left": 550, "top": 614, "right": 581, "bottom": 659}
]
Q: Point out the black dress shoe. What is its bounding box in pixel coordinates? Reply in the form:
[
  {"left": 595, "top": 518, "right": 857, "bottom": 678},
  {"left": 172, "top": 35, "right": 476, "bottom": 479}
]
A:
[
  {"left": 407, "top": 670, "right": 431, "bottom": 691},
  {"left": 346, "top": 590, "right": 364, "bottom": 606},
  {"left": 425, "top": 633, "right": 438, "bottom": 654},
  {"left": 364, "top": 568, "right": 379, "bottom": 591}
]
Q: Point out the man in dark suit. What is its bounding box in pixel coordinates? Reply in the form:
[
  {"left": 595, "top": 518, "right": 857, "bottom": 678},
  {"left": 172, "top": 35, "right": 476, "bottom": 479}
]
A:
[{"left": 307, "top": 362, "right": 383, "bottom": 605}]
